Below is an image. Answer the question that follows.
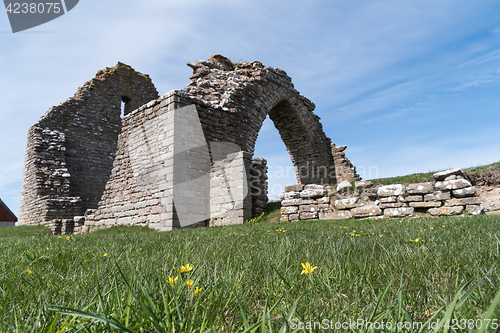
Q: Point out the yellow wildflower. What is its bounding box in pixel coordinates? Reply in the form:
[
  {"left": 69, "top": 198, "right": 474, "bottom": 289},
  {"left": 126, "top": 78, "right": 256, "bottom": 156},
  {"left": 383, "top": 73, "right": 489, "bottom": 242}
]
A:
[
  {"left": 66, "top": 236, "right": 70, "bottom": 241},
  {"left": 442, "top": 225, "right": 445, "bottom": 228},
  {"left": 181, "top": 263, "right": 193, "bottom": 273},
  {"left": 57, "top": 236, "right": 61, "bottom": 239},
  {"left": 167, "top": 276, "right": 178, "bottom": 284},
  {"left": 301, "top": 262, "right": 318, "bottom": 275},
  {"left": 195, "top": 286, "right": 202, "bottom": 294},
  {"left": 103, "top": 253, "right": 108, "bottom": 257},
  {"left": 186, "top": 279, "right": 194, "bottom": 287},
  {"left": 27, "top": 270, "right": 32, "bottom": 274},
  {"left": 415, "top": 238, "right": 419, "bottom": 243}
]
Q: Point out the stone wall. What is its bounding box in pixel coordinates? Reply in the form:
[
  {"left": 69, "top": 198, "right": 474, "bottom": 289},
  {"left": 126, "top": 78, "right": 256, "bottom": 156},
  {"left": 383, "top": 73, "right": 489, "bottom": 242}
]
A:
[
  {"left": 20, "top": 55, "right": 360, "bottom": 232},
  {"left": 210, "top": 151, "right": 253, "bottom": 227},
  {"left": 280, "top": 169, "right": 491, "bottom": 222},
  {"left": 331, "top": 144, "right": 360, "bottom": 183},
  {"left": 84, "top": 98, "right": 255, "bottom": 231},
  {"left": 85, "top": 93, "right": 181, "bottom": 231},
  {"left": 250, "top": 158, "right": 268, "bottom": 216},
  {"left": 183, "top": 55, "right": 337, "bottom": 185},
  {"left": 19, "top": 63, "right": 159, "bottom": 226}
]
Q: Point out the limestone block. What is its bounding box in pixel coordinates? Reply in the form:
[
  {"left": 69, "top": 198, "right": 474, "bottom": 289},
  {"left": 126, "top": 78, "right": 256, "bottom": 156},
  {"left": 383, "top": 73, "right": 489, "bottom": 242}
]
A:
[
  {"left": 281, "top": 198, "right": 302, "bottom": 206},
  {"left": 406, "top": 183, "right": 434, "bottom": 194},
  {"left": 351, "top": 206, "right": 382, "bottom": 218},
  {"left": 280, "top": 191, "right": 300, "bottom": 200},
  {"left": 336, "top": 180, "right": 352, "bottom": 193},
  {"left": 304, "top": 184, "right": 325, "bottom": 190},
  {"left": 445, "top": 197, "right": 481, "bottom": 206},
  {"left": 377, "top": 184, "right": 405, "bottom": 197},
  {"left": 317, "top": 196, "right": 329, "bottom": 204},
  {"left": 299, "top": 212, "right": 318, "bottom": 220},
  {"left": 384, "top": 207, "right": 414, "bottom": 218},
  {"left": 428, "top": 206, "right": 463, "bottom": 216},
  {"left": 363, "top": 187, "right": 378, "bottom": 199},
  {"left": 410, "top": 201, "right": 442, "bottom": 208},
  {"left": 299, "top": 205, "right": 318, "bottom": 213},
  {"left": 281, "top": 206, "right": 298, "bottom": 214},
  {"left": 466, "top": 205, "right": 483, "bottom": 215},
  {"left": 435, "top": 179, "right": 472, "bottom": 191},
  {"left": 433, "top": 168, "right": 466, "bottom": 181},
  {"left": 117, "top": 217, "right": 132, "bottom": 225},
  {"left": 379, "top": 196, "right": 397, "bottom": 203},
  {"left": 148, "top": 214, "right": 161, "bottom": 223},
  {"left": 320, "top": 210, "right": 353, "bottom": 220},
  {"left": 280, "top": 215, "right": 289, "bottom": 222},
  {"left": 300, "top": 188, "right": 327, "bottom": 198},
  {"left": 285, "top": 184, "right": 304, "bottom": 192},
  {"left": 379, "top": 202, "right": 406, "bottom": 209},
  {"left": 289, "top": 214, "right": 299, "bottom": 221},
  {"left": 334, "top": 197, "right": 358, "bottom": 210},
  {"left": 482, "top": 201, "right": 500, "bottom": 212},
  {"left": 397, "top": 195, "right": 423, "bottom": 202},
  {"left": 424, "top": 191, "right": 451, "bottom": 201},
  {"left": 486, "top": 210, "right": 500, "bottom": 216},
  {"left": 355, "top": 196, "right": 370, "bottom": 207},
  {"left": 452, "top": 187, "right": 476, "bottom": 198},
  {"left": 355, "top": 180, "right": 373, "bottom": 189},
  {"left": 298, "top": 199, "right": 317, "bottom": 205}
]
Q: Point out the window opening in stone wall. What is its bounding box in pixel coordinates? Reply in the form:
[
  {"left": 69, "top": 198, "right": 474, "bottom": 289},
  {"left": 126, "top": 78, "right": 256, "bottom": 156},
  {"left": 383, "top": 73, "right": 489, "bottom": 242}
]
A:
[
  {"left": 253, "top": 115, "right": 295, "bottom": 200},
  {"left": 121, "top": 96, "right": 131, "bottom": 118}
]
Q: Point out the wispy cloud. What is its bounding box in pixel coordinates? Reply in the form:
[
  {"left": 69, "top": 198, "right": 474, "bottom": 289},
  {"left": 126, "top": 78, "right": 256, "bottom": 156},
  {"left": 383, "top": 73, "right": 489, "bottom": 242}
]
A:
[
  {"left": 361, "top": 108, "right": 413, "bottom": 125},
  {"left": 452, "top": 69, "right": 500, "bottom": 91}
]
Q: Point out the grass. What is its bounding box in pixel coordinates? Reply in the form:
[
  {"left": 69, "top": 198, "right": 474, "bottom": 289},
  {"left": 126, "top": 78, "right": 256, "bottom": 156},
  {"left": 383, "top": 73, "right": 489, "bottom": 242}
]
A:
[
  {"left": 0, "top": 225, "right": 51, "bottom": 238},
  {"left": 0, "top": 213, "right": 500, "bottom": 332},
  {"left": 467, "top": 161, "right": 500, "bottom": 174},
  {"left": 369, "top": 161, "right": 500, "bottom": 186}
]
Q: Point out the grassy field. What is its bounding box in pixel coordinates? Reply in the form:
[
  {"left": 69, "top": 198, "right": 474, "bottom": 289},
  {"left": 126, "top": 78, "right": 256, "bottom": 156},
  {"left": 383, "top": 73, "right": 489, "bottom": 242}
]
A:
[
  {"left": 369, "top": 161, "right": 500, "bottom": 186},
  {"left": 1, "top": 213, "right": 500, "bottom": 332}
]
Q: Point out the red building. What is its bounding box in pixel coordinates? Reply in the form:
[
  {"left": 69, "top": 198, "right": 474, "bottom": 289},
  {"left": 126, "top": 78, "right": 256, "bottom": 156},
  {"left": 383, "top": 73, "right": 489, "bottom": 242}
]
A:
[{"left": 0, "top": 199, "right": 17, "bottom": 223}]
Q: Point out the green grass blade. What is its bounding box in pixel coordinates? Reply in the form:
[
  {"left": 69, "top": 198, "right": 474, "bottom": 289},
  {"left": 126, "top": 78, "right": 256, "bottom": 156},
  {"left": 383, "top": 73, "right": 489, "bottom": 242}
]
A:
[
  {"left": 477, "top": 286, "right": 500, "bottom": 333},
  {"left": 49, "top": 305, "right": 136, "bottom": 333}
]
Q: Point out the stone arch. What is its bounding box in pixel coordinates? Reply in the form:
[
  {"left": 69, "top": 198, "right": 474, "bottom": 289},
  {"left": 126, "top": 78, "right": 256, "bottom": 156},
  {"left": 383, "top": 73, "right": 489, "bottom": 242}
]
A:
[
  {"left": 183, "top": 55, "right": 336, "bottom": 185},
  {"left": 19, "top": 55, "right": 359, "bottom": 232},
  {"left": 18, "top": 63, "right": 159, "bottom": 225}
]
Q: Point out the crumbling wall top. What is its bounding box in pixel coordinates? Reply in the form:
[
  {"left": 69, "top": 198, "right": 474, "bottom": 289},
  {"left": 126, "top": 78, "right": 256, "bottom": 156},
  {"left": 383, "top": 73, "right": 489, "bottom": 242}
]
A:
[{"left": 183, "top": 54, "right": 314, "bottom": 112}]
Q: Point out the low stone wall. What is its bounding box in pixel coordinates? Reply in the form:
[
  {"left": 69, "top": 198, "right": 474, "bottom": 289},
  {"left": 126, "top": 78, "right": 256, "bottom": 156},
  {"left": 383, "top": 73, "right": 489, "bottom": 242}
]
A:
[{"left": 280, "top": 169, "right": 498, "bottom": 222}]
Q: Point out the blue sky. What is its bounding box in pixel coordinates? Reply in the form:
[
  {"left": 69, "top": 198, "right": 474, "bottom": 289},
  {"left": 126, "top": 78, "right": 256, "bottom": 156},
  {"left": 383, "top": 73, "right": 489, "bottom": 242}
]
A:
[{"left": 1, "top": 0, "right": 500, "bottom": 214}]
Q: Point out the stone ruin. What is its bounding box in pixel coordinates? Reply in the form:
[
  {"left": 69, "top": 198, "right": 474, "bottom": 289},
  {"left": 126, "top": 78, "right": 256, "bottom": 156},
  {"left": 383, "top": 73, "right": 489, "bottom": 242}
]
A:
[
  {"left": 280, "top": 168, "right": 500, "bottom": 222},
  {"left": 18, "top": 55, "right": 360, "bottom": 233}
]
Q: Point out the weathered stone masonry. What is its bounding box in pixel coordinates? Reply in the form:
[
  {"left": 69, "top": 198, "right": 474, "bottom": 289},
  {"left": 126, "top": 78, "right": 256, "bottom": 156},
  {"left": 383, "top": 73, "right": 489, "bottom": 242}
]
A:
[
  {"left": 20, "top": 55, "right": 359, "bottom": 232},
  {"left": 280, "top": 168, "right": 498, "bottom": 222},
  {"left": 19, "top": 63, "right": 159, "bottom": 226}
]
